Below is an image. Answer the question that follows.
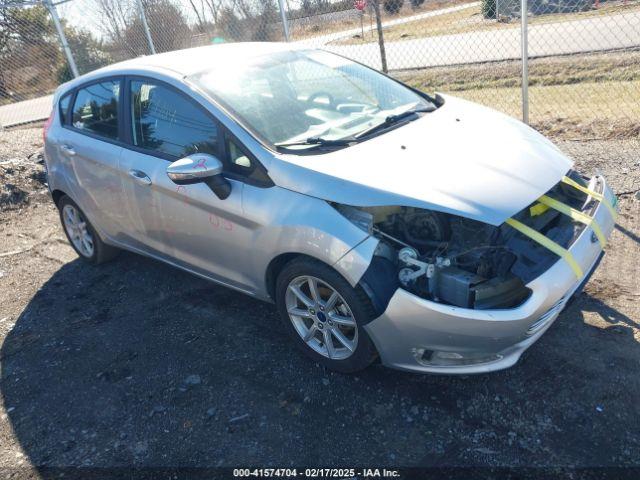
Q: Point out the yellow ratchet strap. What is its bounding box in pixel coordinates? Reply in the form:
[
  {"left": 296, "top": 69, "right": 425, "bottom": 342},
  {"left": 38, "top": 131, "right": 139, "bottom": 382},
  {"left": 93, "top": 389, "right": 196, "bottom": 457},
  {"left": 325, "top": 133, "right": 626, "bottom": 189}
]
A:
[
  {"left": 506, "top": 218, "right": 583, "bottom": 279},
  {"left": 529, "top": 202, "right": 550, "bottom": 217},
  {"left": 538, "top": 195, "right": 607, "bottom": 248},
  {"left": 561, "top": 176, "right": 618, "bottom": 220}
]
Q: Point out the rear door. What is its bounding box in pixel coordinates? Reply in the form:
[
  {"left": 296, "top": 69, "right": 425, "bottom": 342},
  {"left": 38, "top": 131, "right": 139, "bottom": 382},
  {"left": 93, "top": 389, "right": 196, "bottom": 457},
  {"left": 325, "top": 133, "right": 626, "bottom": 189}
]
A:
[{"left": 55, "top": 78, "right": 130, "bottom": 242}]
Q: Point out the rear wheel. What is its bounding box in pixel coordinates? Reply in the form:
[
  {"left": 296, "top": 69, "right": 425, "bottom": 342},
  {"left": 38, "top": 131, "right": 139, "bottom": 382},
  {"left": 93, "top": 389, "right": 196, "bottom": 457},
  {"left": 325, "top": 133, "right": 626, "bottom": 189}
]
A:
[
  {"left": 275, "top": 258, "right": 377, "bottom": 373},
  {"left": 58, "top": 195, "right": 119, "bottom": 264}
]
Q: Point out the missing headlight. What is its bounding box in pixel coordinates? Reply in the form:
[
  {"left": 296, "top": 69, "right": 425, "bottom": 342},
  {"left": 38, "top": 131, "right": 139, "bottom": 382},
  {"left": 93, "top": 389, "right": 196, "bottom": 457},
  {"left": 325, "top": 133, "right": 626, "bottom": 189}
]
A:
[
  {"left": 332, "top": 203, "right": 373, "bottom": 234},
  {"left": 333, "top": 203, "right": 533, "bottom": 310},
  {"left": 365, "top": 206, "right": 531, "bottom": 309}
]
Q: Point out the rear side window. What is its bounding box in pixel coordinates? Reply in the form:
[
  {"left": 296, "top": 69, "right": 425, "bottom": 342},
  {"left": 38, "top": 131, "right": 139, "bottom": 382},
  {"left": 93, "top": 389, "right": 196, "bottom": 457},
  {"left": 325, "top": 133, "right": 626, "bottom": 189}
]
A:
[
  {"left": 130, "top": 80, "right": 219, "bottom": 158},
  {"left": 59, "top": 93, "right": 72, "bottom": 124},
  {"left": 71, "top": 80, "right": 120, "bottom": 140}
]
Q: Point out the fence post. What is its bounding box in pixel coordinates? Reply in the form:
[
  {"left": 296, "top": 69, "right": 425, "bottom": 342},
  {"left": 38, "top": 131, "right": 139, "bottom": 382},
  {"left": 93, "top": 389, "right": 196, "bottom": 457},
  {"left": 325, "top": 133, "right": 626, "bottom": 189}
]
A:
[
  {"left": 277, "top": 0, "right": 290, "bottom": 41},
  {"left": 520, "top": 0, "right": 529, "bottom": 124},
  {"left": 45, "top": 0, "right": 79, "bottom": 78},
  {"left": 372, "top": 0, "right": 388, "bottom": 73},
  {"left": 136, "top": 0, "right": 156, "bottom": 55}
]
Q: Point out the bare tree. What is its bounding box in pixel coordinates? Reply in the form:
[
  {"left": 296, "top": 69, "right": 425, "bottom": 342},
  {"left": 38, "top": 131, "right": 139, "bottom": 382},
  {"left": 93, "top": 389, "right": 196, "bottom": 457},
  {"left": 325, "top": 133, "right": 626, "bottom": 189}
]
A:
[
  {"left": 188, "top": 0, "right": 207, "bottom": 31},
  {"left": 231, "top": 0, "right": 254, "bottom": 20},
  {"left": 0, "top": 1, "right": 25, "bottom": 99},
  {"left": 203, "top": 0, "right": 223, "bottom": 23},
  {"left": 0, "top": 1, "right": 22, "bottom": 53},
  {"left": 141, "top": 0, "right": 190, "bottom": 52},
  {"left": 92, "top": 0, "right": 136, "bottom": 54},
  {"left": 251, "top": 0, "right": 279, "bottom": 41},
  {"left": 300, "top": 0, "right": 314, "bottom": 15}
]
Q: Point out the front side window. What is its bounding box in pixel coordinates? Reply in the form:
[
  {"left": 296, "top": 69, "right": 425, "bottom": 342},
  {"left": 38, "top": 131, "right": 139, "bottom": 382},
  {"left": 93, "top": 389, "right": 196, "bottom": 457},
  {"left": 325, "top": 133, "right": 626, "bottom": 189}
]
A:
[
  {"left": 190, "top": 49, "right": 434, "bottom": 149},
  {"left": 72, "top": 80, "right": 120, "bottom": 140},
  {"left": 130, "top": 80, "right": 219, "bottom": 159}
]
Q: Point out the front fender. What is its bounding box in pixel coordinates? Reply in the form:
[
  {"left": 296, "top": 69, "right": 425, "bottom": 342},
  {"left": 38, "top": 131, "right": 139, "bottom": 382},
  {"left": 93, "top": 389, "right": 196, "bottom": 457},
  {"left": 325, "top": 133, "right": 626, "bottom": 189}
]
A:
[{"left": 242, "top": 186, "right": 374, "bottom": 296}]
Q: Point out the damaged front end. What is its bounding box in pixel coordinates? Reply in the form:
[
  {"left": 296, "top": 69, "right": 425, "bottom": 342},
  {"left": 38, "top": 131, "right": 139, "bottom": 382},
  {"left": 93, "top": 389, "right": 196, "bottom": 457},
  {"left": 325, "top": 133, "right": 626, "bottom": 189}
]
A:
[{"left": 333, "top": 171, "right": 602, "bottom": 311}]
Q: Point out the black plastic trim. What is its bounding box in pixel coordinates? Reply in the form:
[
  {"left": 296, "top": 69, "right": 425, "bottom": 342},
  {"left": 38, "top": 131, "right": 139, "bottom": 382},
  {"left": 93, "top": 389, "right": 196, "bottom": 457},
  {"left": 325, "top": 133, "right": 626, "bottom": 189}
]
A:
[
  {"left": 57, "top": 92, "right": 73, "bottom": 126},
  {"left": 566, "top": 251, "right": 605, "bottom": 308},
  {"left": 357, "top": 255, "right": 400, "bottom": 321}
]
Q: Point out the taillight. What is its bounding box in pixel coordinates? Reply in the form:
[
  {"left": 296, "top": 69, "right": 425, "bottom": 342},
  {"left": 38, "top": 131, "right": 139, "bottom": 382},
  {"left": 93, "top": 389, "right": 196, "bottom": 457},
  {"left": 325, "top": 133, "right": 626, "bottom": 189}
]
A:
[{"left": 43, "top": 109, "right": 54, "bottom": 143}]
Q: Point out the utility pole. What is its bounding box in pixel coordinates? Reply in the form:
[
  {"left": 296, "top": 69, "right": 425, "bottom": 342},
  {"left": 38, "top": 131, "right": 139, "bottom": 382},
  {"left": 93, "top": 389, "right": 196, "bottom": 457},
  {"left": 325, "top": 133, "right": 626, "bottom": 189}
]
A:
[
  {"left": 136, "top": 0, "right": 156, "bottom": 55},
  {"left": 277, "top": 0, "right": 290, "bottom": 41},
  {"left": 372, "top": 0, "right": 388, "bottom": 73},
  {"left": 45, "top": 0, "right": 79, "bottom": 77},
  {"left": 520, "top": 0, "right": 529, "bottom": 124}
]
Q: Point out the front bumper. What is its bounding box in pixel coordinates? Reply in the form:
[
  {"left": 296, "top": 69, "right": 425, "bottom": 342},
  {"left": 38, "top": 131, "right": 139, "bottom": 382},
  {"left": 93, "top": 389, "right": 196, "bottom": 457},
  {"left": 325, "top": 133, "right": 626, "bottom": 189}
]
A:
[{"left": 364, "top": 175, "right": 617, "bottom": 374}]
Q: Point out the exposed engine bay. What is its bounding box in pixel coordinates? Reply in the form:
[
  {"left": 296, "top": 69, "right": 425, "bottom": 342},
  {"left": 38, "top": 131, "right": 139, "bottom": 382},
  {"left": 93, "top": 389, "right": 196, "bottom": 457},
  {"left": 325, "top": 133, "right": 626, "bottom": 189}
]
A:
[{"left": 334, "top": 172, "right": 595, "bottom": 310}]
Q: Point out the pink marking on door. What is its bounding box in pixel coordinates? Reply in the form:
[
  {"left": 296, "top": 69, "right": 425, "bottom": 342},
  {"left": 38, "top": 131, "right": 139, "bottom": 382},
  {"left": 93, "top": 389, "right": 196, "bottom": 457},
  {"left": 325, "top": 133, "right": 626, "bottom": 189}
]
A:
[{"left": 208, "top": 213, "right": 234, "bottom": 231}]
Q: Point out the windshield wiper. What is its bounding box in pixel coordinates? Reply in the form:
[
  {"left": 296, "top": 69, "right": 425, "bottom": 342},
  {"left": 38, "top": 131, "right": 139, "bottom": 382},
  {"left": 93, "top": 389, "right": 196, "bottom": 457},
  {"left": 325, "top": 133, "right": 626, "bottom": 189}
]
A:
[
  {"left": 354, "top": 107, "right": 433, "bottom": 139},
  {"left": 275, "top": 106, "right": 433, "bottom": 151},
  {"left": 275, "top": 136, "right": 356, "bottom": 150}
]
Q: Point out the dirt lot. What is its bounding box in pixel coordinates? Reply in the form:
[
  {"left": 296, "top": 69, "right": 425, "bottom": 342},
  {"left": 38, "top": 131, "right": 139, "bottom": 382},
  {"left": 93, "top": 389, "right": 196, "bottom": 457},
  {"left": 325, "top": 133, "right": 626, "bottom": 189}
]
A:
[{"left": 0, "top": 128, "right": 639, "bottom": 473}]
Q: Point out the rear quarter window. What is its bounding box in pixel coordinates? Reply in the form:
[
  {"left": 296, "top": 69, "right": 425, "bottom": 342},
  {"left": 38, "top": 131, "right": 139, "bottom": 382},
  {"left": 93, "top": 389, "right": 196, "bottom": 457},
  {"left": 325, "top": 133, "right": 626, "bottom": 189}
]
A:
[{"left": 59, "top": 93, "right": 72, "bottom": 125}]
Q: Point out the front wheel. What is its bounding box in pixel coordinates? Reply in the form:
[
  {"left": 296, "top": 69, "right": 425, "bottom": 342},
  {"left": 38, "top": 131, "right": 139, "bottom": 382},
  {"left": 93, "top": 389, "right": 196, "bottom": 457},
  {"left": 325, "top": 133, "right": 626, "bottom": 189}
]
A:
[{"left": 275, "top": 258, "right": 378, "bottom": 373}]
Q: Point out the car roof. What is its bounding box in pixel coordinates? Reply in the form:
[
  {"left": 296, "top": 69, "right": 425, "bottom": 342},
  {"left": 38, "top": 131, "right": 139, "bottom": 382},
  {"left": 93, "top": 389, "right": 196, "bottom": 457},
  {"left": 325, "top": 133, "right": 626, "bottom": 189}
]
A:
[
  {"left": 55, "top": 42, "right": 303, "bottom": 97},
  {"left": 90, "top": 42, "right": 301, "bottom": 79}
]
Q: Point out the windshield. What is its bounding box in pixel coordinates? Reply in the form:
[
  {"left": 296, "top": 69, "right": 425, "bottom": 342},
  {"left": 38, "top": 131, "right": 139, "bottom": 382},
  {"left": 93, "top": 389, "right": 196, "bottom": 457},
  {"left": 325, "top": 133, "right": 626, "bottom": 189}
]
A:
[{"left": 189, "top": 49, "right": 434, "bottom": 149}]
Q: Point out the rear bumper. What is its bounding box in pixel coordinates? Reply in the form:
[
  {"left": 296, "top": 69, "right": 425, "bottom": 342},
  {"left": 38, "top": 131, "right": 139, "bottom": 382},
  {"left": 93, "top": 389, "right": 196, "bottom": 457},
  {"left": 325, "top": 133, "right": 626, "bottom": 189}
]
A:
[{"left": 364, "top": 175, "right": 617, "bottom": 374}]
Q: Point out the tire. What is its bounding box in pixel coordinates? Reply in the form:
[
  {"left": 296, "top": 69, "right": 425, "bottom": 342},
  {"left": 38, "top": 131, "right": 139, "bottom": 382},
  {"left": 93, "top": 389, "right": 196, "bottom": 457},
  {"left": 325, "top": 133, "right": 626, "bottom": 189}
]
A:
[
  {"left": 275, "top": 257, "right": 378, "bottom": 373},
  {"left": 58, "top": 195, "right": 119, "bottom": 264}
]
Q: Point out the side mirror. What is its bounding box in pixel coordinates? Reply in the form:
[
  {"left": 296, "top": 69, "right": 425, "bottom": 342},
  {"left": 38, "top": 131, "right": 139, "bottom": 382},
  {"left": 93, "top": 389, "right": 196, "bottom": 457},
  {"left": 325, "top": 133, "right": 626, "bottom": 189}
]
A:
[{"left": 166, "top": 153, "right": 231, "bottom": 200}]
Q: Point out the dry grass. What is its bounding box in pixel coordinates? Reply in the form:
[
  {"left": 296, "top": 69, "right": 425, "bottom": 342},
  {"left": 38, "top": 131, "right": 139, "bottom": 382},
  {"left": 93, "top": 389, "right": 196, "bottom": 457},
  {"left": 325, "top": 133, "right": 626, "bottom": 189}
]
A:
[
  {"left": 393, "top": 50, "right": 640, "bottom": 138},
  {"left": 335, "top": 2, "right": 484, "bottom": 44},
  {"left": 289, "top": 0, "right": 474, "bottom": 40},
  {"left": 333, "top": 0, "right": 640, "bottom": 45},
  {"left": 457, "top": 80, "right": 640, "bottom": 138},
  {"left": 396, "top": 49, "right": 640, "bottom": 88}
]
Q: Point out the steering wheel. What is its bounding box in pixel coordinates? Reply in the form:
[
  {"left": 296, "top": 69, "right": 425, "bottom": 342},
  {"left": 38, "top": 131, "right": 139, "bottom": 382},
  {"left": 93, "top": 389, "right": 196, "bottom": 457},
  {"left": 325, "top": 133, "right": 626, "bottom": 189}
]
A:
[{"left": 307, "top": 91, "right": 335, "bottom": 108}]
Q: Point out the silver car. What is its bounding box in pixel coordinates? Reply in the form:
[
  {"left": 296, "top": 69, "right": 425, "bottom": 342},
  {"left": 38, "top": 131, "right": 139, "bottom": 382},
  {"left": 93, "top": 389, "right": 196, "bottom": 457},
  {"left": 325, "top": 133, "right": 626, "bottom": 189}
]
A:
[{"left": 43, "top": 43, "right": 617, "bottom": 374}]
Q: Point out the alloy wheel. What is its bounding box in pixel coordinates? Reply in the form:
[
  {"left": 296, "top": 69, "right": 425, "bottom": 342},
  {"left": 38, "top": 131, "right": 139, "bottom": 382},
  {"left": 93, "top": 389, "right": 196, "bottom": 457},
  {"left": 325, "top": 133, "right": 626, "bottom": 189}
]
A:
[
  {"left": 285, "top": 275, "right": 358, "bottom": 360},
  {"left": 62, "top": 204, "right": 94, "bottom": 258}
]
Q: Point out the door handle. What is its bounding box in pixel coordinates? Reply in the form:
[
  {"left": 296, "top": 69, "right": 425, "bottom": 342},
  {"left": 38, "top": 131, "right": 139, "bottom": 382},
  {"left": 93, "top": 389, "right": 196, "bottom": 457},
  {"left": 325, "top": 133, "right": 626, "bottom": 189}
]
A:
[
  {"left": 60, "top": 144, "right": 76, "bottom": 156},
  {"left": 128, "top": 169, "right": 152, "bottom": 186}
]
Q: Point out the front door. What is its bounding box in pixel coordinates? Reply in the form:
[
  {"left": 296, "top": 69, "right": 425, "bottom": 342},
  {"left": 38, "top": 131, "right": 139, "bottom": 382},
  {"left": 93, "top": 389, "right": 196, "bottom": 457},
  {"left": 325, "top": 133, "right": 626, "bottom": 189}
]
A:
[{"left": 118, "top": 77, "right": 254, "bottom": 291}]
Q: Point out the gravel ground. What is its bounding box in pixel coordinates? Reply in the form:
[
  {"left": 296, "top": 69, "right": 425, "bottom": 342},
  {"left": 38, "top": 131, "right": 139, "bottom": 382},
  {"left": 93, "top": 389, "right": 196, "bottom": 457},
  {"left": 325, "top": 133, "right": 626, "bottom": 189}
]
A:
[
  {"left": 0, "top": 128, "right": 47, "bottom": 211},
  {"left": 0, "top": 128, "right": 639, "bottom": 474}
]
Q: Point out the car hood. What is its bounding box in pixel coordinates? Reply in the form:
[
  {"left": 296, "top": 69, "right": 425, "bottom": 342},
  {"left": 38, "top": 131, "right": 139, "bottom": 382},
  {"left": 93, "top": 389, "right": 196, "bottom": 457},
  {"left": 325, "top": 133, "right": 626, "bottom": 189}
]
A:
[{"left": 267, "top": 94, "right": 573, "bottom": 226}]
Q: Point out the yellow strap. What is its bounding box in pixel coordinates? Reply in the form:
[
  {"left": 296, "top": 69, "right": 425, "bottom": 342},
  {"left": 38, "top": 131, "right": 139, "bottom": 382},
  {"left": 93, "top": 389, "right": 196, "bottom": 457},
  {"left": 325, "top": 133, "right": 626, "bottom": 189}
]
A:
[
  {"left": 506, "top": 218, "right": 583, "bottom": 279},
  {"left": 538, "top": 195, "right": 607, "bottom": 248},
  {"left": 529, "top": 202, "right": 550, "bottom": 217},
  {"left": 561, "top": 176, "right": 617, "bottom": 220}
]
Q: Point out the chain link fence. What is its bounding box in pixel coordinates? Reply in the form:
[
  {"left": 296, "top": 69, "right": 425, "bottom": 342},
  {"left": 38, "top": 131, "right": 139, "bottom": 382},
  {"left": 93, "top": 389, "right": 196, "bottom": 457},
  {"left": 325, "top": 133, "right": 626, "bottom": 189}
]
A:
[
  {"left": 1, "top": 0, "right": 639, "bottom": 153},
  {"left": 0, "top": 1, "right": 67, "bottom": 127}
]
